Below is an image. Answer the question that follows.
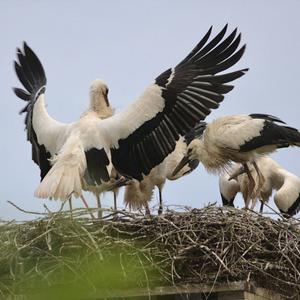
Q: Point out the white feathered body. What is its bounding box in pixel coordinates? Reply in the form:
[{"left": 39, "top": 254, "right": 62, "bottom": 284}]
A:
[
  {"left": 33, "top": 94, "right": 113, "bottom": 200},
  {"left": 189, "top": 115, "right": 277, "bottom": 173},
  {"left": 223, "top": 157, "right": 300, "bottom": 214}
]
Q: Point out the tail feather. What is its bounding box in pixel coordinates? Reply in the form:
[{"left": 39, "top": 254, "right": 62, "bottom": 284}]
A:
[{"left": 34, "top": 135, "right": 86, "bottom": 200}]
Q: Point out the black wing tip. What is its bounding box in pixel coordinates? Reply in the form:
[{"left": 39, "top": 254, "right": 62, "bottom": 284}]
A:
[
  {"left": 14, "top": 41, "right": 47, "bottom": 97},
  {"left": 240, "top": 43, "right": 247, "bottom": 52},
  {"left": 236, "top": 67, "right": 249, "bottom": 77},
  {"left": 22, "top": 41, "right": 31, "bottom": 54},
  {"left": 221, "top": 23, "right": 228, "bottom": 33},
  {"left": 231, "top": 27, "right": 238, "bottom": 37},
  {"left": 12, "top": 86, "right": 21, "bottom": 95},
  {"left": 13, "top": 87, "right": 31, "bottom": 101},
  {"left": 234, "top": 68, "right": 249, "bottom": 77},
  {"left": 23, "top": 41, "right": 33, "bottom": 55},
  {"left": 14, "top": 59, "right": 20, "bottom": 69}
]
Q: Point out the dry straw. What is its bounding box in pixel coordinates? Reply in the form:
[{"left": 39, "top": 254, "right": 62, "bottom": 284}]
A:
[{"left": 0, "top": 204, "right": 299, "bottom": 299}]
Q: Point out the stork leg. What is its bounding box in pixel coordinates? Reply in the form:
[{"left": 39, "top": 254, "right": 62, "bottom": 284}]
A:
[
  {"left": 243, "top": 163, "right": 255, "bottom": 209},
  {"left": 68, "top": 197, "right": 73, "bottom": 219},
  {"left": 253, "top": 161, "right": 265, "bottom": 197},
  {"left": 259, "top": 200, "right": 264, "bottom": 214},
  {"left": 113, "top": 190, "right": 117, "bottom": 211},
  {"left": 95, "top": 194, "right": 102, "bottom": 219},
  {"left": 158, "top": 186, "right": 163, "bottom": 215},
  {"left": 80, "top": 195, "right": 95, "bottom": 219},
  {"left": 112, "top": 189, "right": 118, "bottom": 220}
]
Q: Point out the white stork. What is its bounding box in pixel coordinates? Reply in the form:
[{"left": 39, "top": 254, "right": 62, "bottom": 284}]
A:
[
  {"left": 13, "top": 25, "right": 247, "bottom": 202},
  {"left": 124, "top": 122, "right": 206, "bottom": 214},
  {"left": 219, "top": 170, "right": 240, "bottom": 207},
  {"left": 219, "top": 156, "right": 300, "bottom": 217},
  {"left": 173, "top": 114, "right": 300, "bottom": 208}
]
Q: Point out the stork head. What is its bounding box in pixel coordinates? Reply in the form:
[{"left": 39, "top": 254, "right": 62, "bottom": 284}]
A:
[
  {"left": 172, "top": 139, "right": 202, "bottom": 176},
  {"left": 89, "top": 79, "right": 114, "bottom": 118}
]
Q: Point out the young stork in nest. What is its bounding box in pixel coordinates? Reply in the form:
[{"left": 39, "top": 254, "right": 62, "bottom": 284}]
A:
[
  {"left": 124, "top": 122, "right": 206, "bottom": 215},
  {"left": 13, "top": 25, "right": 247, "bottom": 203},
  {"left": 173, "top": 114, "right": 300, "bottom": 208},
  {"left": 219, "top": 156, "right": 300, "bottom": 217}
]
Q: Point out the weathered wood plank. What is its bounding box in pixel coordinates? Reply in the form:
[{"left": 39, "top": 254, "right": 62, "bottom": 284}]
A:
[{"left": 85, "top": 281, "right": 286, "bottom": 299}]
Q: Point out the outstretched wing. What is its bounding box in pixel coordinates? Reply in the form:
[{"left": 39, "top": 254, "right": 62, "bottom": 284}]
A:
[
  {"left": 14, "top": 43, "right": 71, "bottom": 180},
  {"left": 102, "top": 25, "right": 248, "bottom": 180}
]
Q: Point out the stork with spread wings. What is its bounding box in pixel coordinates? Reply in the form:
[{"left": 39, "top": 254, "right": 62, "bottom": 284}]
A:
[{"left": 14, "top": 25, "right": 248, "bottom": 201}]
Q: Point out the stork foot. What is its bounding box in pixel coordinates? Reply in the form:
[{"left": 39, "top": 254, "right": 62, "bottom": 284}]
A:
[{"left": 228, "top": 166, "right": 246, "bottom": 181}]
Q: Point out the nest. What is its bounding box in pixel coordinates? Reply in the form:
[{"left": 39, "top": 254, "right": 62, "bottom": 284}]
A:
[{"left": 0, "top": 205, "right": 300, "bottom": 299}]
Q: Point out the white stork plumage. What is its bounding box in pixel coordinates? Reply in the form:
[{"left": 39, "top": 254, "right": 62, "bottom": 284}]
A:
[
  {"left": 124, "top": 122, "right": 206, "bottom": 214},
  {"left": 14, "top": 25, "right": 247, "bottom": 202},
  {"left": 219, "top": 156, "right": 300, "bottom": 217},
  {"left": 173, "top": 114, "right": 300, "bottom": 208}
]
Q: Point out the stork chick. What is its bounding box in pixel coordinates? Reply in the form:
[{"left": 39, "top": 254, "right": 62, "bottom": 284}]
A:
[
  {"left": 220, "top": 156, "right": 300, "bottom": 217},
  {"left": 173, "top": 114, "right": 300, "bottom": 208}
]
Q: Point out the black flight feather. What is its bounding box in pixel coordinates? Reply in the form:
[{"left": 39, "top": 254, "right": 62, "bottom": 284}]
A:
[{"left": 13, "top": 42, "right": 50, "bottom": 180}]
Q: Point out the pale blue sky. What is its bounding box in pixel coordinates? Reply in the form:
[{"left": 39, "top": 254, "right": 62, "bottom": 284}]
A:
[{"left": 1, "top": 0, "right": 300, "bottom": 220}]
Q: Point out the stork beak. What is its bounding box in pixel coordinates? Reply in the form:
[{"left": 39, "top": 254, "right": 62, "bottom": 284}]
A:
[
  {"left": 172, "top": 155, "right": 190, "bottom": 176},
  {"left": 228, "top": 166, "right": 246, "bottom": 181},
  {"left": 104, "top": 94, "right": 110, "bottom": 107}
]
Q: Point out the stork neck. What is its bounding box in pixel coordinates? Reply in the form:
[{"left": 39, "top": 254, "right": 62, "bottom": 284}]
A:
[
  {"left": 89, "top": 93, "right": 113, "bottom": 119},
  {"left": 197, "top": 140, "right": 228, "bottom": 173},
  {"left": 273, "top": 168, "right": 294, "bottom": 189}
]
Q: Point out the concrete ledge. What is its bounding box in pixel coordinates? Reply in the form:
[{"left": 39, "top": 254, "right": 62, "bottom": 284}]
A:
[{"left": 87, "top": 281, "right": 289, "bottom": 299}]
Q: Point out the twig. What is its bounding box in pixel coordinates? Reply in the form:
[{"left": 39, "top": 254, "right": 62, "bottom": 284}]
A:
[{"left": 7, "top": 201, "right": 47, "bottom": 216}]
